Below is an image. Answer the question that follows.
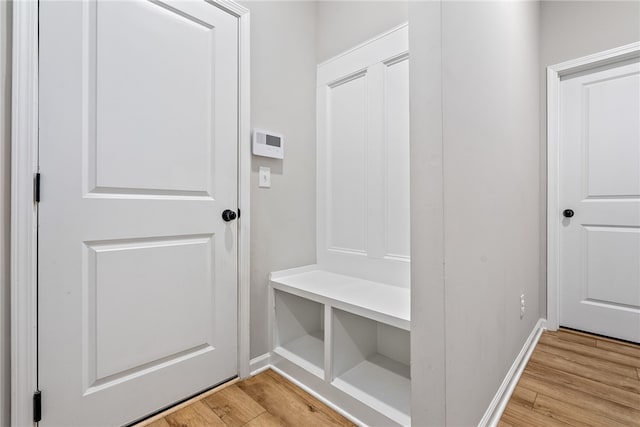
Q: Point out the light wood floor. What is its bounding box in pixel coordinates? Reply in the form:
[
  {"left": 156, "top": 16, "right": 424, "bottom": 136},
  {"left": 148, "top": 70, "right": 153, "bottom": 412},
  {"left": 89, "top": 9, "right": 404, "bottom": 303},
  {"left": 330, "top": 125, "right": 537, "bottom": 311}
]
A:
[
  {"left": 137, "top": 329, "right": 639, "bottom": 427},
  {"left": 500, "top": 328, "right": 640, "bottom": 427},
  {"left": 137, "top": 369, "right": 356, "bottom": 427}
]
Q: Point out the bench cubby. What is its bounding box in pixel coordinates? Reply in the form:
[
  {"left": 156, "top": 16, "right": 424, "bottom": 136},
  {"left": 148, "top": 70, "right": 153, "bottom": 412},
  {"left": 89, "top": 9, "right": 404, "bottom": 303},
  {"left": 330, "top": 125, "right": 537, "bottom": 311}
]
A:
[
  {"left": 332, "top": 309, "right": 410, "bottom": 426},
  {"left": 269, "top": 265, "right": 410, "bottom": 426},
  {"left": 272, "top": 289, "right": 325, "bottom": 378}
]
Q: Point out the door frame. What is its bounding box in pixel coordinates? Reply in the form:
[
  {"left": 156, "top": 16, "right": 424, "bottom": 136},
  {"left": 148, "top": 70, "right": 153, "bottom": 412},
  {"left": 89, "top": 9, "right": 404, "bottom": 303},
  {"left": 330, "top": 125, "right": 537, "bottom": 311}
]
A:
[
  {"left": 10, "top": 1, "right": 251, "bottom": 425},
  {"left": 546, "top": 41, "right": 640, "bottom": 331}
]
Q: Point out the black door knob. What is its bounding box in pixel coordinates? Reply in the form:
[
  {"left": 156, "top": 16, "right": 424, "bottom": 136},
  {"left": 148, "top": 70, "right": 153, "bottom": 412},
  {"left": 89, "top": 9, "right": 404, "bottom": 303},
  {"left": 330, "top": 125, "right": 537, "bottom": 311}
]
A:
[
  {"left": 222, "top": 209, "right": 237, "bottom": 222},
  {"left": 563, "top": 209, "right": 574, "bottom": 218}
]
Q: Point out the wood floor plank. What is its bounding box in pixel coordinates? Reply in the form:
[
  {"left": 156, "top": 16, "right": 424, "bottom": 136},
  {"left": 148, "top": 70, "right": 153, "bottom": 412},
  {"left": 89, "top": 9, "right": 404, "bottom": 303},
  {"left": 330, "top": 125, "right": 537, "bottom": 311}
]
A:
[
  {"left": 533, "top": 393, "right": 630, "bottom": 427},
  {"left": 164, "top": 401, "right": 227, "bottom": 427},
  {"left": 518, "top": 371, "right": 640, "bottom": 425},
  {"left": 260, "top": 370, "right": 356, "bottom": 427},
  {"left": 509, "top": 386, "right": 537, "bottom": 408},
  {"left": 136, "top": 370, "right": 353, "bottom": 427},
  {"left": 237, "top": 371, "right": 355, "bottom": 427},
  {"left": 135, "top": 379, "right": 239, "bottom": 427},
  {"left": 530, "top": 348, "right": 640, "bottom": 393},
  {"left": 596, "top": 338, "right": 640, "bottom": 360},
  {"left": 260, "top": 370, "right": 322, "bottom": 404},
  {"left": 202, "top": 385, "right": 265, "bottom": 427},
  {"left": 497, "top": 420, "right": 514, "bottom": 427},
  {"left": 501, "top": 401, "right": 571, "bottom": 427},
  {"left": 559, "top": 328, "right": 640, "bottom": 352},
  {"left": 243, "top": 412, "right": 286, "bottom": 427},
  {"left": 527, "top": 360, "right": 640, "bottom": 410},
  {"left": 553, "top": 329, "right": 597, "bottom": 347},
  {"left": 539, "top": 333, "right": 640, "bottom": 368},
  {"left": 145, "top": 419, "right": 172, "bottom": 427},
  {"left": 536, "top": 341, "right": 639, "bottom": 378}
]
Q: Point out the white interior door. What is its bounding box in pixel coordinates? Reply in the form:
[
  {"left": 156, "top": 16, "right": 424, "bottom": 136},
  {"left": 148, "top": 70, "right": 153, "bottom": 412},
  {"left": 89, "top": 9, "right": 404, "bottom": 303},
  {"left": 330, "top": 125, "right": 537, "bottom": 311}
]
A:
[
  {"left": 559, "top": 57, "right": 640, "bottom": 343},
  {"left": 38, "top": 1, "right": 239, "bottom": 425}
]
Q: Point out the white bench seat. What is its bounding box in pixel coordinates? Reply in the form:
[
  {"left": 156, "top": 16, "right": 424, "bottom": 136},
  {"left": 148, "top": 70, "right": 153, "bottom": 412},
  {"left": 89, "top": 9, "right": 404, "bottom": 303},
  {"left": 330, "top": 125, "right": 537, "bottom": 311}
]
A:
[{"left": 270, "top": 265, "right": 410, "bottom": 332}]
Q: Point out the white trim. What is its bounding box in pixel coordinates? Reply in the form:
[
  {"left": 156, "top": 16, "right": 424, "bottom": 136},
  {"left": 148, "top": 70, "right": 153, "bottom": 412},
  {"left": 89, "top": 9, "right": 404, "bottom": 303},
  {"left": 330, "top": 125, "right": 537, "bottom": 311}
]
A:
[
  {"left": 0, "top": 1, "right": 13, "bottom": 425},
  {"left": 269, "top": 264, "right": 319, "bottom": 281},
  {"left": 549, "top": 41, "right": 640, "bottom": 78},
  {"left": 546, "top": 41, "right": 640, "bottom": 331},
  {"left": 317, "top": 22, "right": 408, "bottom": 69},
  {"left": 235, "top": 4, "right": 252, "bottom": 381},
  {"left": 11, "top": 1, "right": 251, "bottom": 424},
  {"left": 210, "top": 0, "right": 248, "bottom": 17},
  {"left": 11, "top": 0, "right": 39, "bottom": 425},
  {"left": 478, "top": 318, "right": 547, "bottom": 427},
  {"left": 248, "top": 353, "right": 271, "bottom": 376},
  {"left": 547, "top": 65, "right": 560, "bottom": 331},
  {"left": 316, "top": 23, "right": 408, "bottom": 87}
]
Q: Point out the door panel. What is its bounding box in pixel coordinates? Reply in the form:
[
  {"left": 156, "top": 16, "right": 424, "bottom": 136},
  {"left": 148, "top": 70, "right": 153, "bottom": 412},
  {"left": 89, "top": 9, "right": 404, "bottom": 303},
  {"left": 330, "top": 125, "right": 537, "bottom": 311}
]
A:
[
  {"left": 559, "top": 58, "right": 640, "bottom": 343},
  {"left": 585, "top": 71, "right": 640, "bottom": 197},
  {"left": 38, "top": 1, "right": 239, "bottom": 425},
  {"left": 327, "top": 74, "right": 368, "bottom": 254},
  {"left": 90, "top": 235, "right": 214, "bottom": 381},
  {"left": 384, "top": 57, "right": 410, "bottom": 260},
  {"left": 584, "top": 226, "right": 640, "bottom": 307},
  {"left": 95, "top": 1, "right": 215, "bottom": 194}
]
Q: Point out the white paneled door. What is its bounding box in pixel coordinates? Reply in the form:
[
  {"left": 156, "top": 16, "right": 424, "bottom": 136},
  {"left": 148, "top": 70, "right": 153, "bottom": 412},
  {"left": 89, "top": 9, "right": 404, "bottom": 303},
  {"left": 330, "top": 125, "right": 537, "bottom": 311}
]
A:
[
  {"left": 38, "top": 1, "right": 239, "bottom": 425},
  {"left": 559, "top": 57, "right": 640, "bottom": 343}
]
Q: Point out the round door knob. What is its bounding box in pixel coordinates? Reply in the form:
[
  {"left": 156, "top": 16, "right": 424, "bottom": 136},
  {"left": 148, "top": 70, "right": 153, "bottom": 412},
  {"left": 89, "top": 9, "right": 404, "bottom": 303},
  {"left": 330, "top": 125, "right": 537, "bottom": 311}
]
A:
[
  {"left": 563, "top": 209, "right": 574, "bottom": 218},
  {"left": 222, "top": 209, "right": 237, "bottom": 222}
]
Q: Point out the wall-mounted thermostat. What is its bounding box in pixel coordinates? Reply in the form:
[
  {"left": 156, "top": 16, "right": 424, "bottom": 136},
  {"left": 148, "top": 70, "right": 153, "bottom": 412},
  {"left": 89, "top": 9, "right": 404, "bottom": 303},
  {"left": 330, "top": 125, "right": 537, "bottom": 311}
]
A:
[{"left": 252, "top": 129, "right": 284, "bottom": 159}]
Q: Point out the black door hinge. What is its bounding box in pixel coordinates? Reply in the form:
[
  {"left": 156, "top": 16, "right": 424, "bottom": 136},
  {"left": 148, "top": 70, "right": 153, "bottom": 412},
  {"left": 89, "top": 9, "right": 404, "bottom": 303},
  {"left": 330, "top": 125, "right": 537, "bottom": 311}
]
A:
[
  {"left": 34, "top": 173, "right": 41, "bottom": 203},
  {"left": 33, "top": 390, "right": 42, "bottom": 422}
]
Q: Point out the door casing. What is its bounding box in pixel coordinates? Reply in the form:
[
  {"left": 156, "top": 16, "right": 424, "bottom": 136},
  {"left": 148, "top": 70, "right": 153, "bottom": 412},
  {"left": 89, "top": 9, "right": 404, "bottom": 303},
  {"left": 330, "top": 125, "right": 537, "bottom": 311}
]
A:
[
  {"left": 9, "top": 1, "right": 251, "bottom": 425},
  {"left": 546, "top": 41, "right": 640, "bottom": 331}
]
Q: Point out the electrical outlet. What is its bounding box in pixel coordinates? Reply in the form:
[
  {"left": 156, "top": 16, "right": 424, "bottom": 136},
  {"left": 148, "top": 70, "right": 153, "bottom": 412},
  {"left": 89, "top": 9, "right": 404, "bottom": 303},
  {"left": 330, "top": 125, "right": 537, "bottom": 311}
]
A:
[{"left": 520, "top": 293, "right": 525, "bottom": 319}]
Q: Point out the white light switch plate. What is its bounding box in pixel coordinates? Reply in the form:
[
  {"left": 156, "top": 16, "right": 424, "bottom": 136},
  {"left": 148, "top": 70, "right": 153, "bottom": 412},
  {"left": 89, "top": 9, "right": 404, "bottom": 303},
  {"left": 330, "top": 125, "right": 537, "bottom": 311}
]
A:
[{"left": 259, "top": 167, "right": 271, "bottom": 188}]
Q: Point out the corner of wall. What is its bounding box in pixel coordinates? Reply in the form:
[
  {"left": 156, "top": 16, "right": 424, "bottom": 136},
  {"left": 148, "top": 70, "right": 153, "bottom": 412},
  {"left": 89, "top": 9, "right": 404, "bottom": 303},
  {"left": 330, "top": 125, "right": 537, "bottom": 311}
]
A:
[{"left": 408, "top": 1, "right": 446, "bottom": 425}]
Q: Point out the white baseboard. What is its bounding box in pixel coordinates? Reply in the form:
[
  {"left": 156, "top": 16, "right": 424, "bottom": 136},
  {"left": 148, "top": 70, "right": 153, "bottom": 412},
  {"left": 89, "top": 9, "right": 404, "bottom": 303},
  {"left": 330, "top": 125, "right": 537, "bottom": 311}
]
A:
[
  {"left": 478, "top": 318, "right": 547, "bottom": 427},
  {"left": 249, "top": 353, "right": 271, "bottom": 376}
]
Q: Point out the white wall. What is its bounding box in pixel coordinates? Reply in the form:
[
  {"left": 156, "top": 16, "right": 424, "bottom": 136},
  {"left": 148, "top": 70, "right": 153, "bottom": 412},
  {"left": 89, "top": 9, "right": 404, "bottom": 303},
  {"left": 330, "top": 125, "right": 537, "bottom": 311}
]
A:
[
  {"left": 0, "top": 1, "right": 11, "bottom": 425},
  {"left": 240, "top": 1, "right": 318, "bottom": 359},
  {"left": 315, "top": 1, "right": 408, "bottom": 63},
  {"left": 442, "top": 2, "right": 541, "bottom": 423},
  {"left": 538, "top": 0, "right": 640, "bottom": 316},
  {"left": 541, "top": 0, "right": 640, "bottom": 66},
  {"left": 410, "top": 1, "right": 541, "bottom": 425},
  {"left": 410, "top": 1, "right": 640, "bottom": 424},
  {"left": 408, "top": 2, "right": 446, "bottom": 425}
]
